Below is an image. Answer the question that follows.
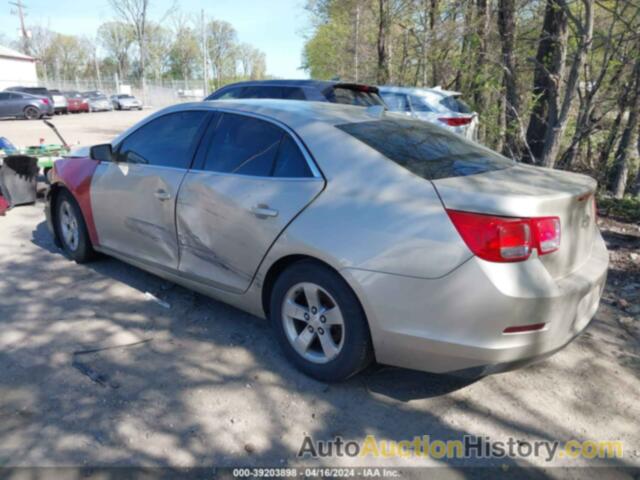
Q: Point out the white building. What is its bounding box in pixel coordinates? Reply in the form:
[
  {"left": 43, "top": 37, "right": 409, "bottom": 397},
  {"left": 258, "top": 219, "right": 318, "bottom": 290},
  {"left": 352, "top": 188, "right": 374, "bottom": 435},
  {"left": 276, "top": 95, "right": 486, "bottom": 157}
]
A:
[{"left": 0, "top": 45, "right": 38, "bottom": 91}]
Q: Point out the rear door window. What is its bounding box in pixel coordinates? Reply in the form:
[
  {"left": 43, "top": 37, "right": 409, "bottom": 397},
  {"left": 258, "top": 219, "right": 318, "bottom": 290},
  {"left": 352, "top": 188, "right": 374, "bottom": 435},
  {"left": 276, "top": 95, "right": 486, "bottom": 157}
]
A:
[
  {"left": 272, "top": 135, "right": 312, "bottom": 178},
  {"left": 380, "top": 92, "right": 410, "bottom": 112},
  {"left": 203, "top": 113, "right": 282, "bottom": 176},
  {"left": 409, "top": 95, "right": 436, "bottom": 112},
  {"left": 336, "top": 118, "right": 513, "bottom": 180}
]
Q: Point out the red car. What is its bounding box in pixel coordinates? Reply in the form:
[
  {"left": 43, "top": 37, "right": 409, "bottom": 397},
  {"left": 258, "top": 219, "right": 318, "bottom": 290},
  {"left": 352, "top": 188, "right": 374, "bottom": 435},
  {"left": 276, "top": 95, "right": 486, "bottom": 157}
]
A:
[{"left": 64, "top": 91, "right": 90, "bottom": 113}]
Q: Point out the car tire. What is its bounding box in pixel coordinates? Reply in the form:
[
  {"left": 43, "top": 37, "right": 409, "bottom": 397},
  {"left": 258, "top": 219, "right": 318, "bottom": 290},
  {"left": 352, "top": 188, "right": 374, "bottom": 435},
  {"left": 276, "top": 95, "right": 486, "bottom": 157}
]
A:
[
  {"left": 24, "top": 106, "right": 40, "bottom": 120},
  {"left": 54, "top": 189, "right": 95, "bottom": 263},
  {"left": 270, "top": 260, "right": 373, "bottom": 382}
]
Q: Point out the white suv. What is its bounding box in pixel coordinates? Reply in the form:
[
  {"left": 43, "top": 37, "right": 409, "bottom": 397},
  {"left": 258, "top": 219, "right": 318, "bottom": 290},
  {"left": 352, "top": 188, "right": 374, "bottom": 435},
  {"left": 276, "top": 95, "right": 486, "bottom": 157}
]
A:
[{"left": 378, "top": 86, "right": 478, "bottom": 141}]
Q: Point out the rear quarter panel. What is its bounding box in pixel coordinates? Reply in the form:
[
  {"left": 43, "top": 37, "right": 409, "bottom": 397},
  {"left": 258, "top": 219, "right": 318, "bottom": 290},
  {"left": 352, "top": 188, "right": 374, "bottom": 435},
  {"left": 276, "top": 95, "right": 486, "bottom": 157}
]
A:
[{"left": 256, "top": 124, "right": 472, "bottom": 280}]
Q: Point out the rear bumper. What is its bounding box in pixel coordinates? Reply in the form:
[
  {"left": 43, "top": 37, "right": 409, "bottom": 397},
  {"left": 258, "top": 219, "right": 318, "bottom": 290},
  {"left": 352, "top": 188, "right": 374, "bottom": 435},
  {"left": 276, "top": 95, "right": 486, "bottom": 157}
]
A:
[{"left": 344, "top": 230, "right": 609, "bottom": 375}]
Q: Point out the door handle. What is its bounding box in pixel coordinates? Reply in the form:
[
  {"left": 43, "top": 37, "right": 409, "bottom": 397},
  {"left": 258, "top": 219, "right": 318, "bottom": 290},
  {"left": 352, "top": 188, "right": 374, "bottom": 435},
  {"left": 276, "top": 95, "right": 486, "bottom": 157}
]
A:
[
  {"left": 154, "top": 189, "right": 172, "bottom": 201},
  {"left": 251, "top": 204, "right": 279, "bottom": 218}
]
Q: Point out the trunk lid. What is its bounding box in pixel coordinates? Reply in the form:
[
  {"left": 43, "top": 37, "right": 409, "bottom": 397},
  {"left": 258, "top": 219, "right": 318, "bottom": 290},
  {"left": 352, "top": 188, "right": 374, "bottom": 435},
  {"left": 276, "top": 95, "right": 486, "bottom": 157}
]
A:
[{"left": 432, "top": 163, "right": 598, "bottom": 278}]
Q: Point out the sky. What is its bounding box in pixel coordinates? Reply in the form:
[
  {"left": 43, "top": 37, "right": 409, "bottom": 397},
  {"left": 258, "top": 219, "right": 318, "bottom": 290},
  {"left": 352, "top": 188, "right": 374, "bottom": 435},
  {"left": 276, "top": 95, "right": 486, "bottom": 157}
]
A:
[{"left": 0, "top": 0, "right": 311, "bottom": 78}]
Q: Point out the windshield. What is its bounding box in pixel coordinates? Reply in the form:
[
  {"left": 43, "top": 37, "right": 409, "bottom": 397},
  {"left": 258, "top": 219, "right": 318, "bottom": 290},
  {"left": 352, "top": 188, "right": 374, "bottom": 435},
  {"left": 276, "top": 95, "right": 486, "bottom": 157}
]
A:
[{"left": 336, "top": 118, "right": 513, "bottom": 180}]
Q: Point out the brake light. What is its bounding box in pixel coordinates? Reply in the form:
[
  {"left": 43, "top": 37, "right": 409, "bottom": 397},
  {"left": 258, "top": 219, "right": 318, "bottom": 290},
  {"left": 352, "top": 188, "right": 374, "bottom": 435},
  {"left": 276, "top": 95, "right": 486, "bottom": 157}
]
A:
[
  {"left": 532, "top": 217, "right": 561, "bottom": 253},
  {"left": 41, "top": 98, "right": 50, "bottom": 105},
  {"left": 438, "top": 117, "right": 472, "bottom": 127},
  {"left": 446, "top": 210, "right": 561, "bottom": 263}
]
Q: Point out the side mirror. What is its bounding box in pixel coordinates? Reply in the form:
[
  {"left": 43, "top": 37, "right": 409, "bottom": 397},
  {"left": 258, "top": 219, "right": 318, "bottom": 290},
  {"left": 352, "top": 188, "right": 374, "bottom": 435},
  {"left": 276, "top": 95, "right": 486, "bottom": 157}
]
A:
[{"left": 90, "top": 143, "right": 113, "bottom": 162}]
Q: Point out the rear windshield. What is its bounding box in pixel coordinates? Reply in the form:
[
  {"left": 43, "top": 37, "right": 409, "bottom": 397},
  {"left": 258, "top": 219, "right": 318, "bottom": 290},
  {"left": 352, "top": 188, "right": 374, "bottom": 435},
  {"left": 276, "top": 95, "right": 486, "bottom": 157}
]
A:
[
  {"left": 324, "top": 87, "right": 384, "bottom": 107},
  {"left": 336, "top": 118, "right": 513, "bottom": 180},
  {"left": 439, "top": 96, "right": 472, "bottom": 114}
]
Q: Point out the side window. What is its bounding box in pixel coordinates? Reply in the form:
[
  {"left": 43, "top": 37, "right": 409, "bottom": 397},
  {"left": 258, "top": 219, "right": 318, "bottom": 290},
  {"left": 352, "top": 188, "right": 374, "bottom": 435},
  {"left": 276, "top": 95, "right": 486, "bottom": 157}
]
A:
[
  {"left": 281, "top": 88, "right": 306, "bottom": 100},
  {"left": 240, "top": 86, "right": 282, "bottom": 99},
  {"left": 117, "top": 111, "right": 208, "bottom": 168},
  {"left": 216, "top": 88, "right": 244, "bottom": 100},
  {"left": 409, "top": 95, "right": 435, "bottom": 113},
  {"left": 380, "top": 93, "right": 410, "bottom": 112},
  {"left": 203, "top": 113, "right": 283, "bottom": 176},
  {"left": 0, "top": 93, "right": 10, "bottom": 100},
  {"left": 273, "top": 135, "right": 312, "bottom": 178}
]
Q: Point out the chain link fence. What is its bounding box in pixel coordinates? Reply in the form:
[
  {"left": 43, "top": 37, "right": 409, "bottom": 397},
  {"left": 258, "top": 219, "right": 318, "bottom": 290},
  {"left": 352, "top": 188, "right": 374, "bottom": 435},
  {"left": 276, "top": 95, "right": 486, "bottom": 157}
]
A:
[{"left": 10, "top": 78, "right": 210, "bottom": 108}]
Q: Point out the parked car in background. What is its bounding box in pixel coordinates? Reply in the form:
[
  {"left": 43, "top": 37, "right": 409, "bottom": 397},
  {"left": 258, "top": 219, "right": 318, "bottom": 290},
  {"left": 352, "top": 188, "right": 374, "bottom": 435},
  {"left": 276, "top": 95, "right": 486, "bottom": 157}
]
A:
[
  {"left": 5, "top": 86, "right": 53, "bottom": 102},
  {"left": 48, "top": 89, "right": 68, "bottom": 114},
  {"left": 64, "top": 91, "right": 90, "bottom": 113},
  {"left": 46, "top": 100, "right": 607, "bottom": 382},
  {"left": 110, "top": 94, "right": 143, "bottom": 110},
  {"left": 206, "top": 80, "right": 385, "bottom": 107},
  {"left": 0, "top": 91, "right": 54, "bottom": 119},
  {"left": 85, "top": 92, "right": 113, "bottom": 112},
  {"left": 378, "top": 86, "right": 479, "bottom": 140}
]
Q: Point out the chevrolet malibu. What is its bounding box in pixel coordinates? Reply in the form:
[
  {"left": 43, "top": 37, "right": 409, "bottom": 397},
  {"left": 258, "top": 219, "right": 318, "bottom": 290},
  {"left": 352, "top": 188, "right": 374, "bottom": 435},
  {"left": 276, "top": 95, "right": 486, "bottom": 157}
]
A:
[{"left": 45, "top": 100, "right": 608, "bottom": 381}]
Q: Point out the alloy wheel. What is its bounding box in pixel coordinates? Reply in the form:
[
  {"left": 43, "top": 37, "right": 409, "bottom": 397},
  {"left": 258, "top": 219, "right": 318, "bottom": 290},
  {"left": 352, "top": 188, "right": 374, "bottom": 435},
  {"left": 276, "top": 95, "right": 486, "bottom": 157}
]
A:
[
  {"left": 59, "top": 200, "right": 79, "bottom": 251},
  {"left": 281, "top": 282, "right": 345, "bottom": 364}
]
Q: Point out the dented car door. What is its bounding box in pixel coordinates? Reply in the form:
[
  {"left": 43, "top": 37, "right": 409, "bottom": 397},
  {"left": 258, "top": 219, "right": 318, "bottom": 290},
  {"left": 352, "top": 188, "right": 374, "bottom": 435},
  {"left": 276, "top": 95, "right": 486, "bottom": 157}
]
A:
[
  {"left": 176, "top": 112, "right": 324, "bottom": 293},
  {"left": 90, "top": 110, "right": 210, "bottom": 268}
]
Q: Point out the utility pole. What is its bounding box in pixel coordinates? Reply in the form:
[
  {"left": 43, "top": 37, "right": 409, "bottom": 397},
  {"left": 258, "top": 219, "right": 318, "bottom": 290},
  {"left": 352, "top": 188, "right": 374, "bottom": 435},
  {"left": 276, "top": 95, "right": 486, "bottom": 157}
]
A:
[
  {"left": 201, "top": 9, "right": 208, "bottom": 96},
  {"left": 9, "top": 0, "right": 30, "bottom": 55}
]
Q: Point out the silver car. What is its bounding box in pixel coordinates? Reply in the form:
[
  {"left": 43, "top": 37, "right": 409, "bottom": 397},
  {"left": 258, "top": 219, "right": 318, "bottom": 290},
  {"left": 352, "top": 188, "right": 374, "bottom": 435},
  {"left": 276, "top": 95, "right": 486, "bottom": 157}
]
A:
[
  {"left": 45, "top": 100, "right": 608, "bottom": 381},
  {"left": 111, "top": 94, "right": 143, "bottom": 110},
  {"left": 86, "top": 94, "right": 113, "bottom": 112},
  {"left": 379, "top": 86, "right": 479, "bottom": 140}
]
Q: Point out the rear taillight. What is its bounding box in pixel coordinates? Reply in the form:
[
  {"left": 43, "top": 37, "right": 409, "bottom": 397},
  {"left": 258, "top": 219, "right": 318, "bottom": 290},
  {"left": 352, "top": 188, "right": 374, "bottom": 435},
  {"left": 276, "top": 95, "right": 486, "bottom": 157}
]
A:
[
  {"left": 532, "top": 217, "right": 561, "bottom": 254},
  {"left": 446, "top": 210, "right": 561, "bottom": 263},
  {"left": 438, "top": 117, "right": 472, "bottom": 127},
  {"left": 41, "top": 98, "right": 50, "bottom": 105}
]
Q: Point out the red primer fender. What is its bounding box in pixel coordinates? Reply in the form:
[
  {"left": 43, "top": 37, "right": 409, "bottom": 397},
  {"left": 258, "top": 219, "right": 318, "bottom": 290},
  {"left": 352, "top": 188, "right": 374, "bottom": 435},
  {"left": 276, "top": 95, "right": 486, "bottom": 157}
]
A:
[
  {"left": 0, "top": 194, "right": 8, "bottom": 216},
  {"left": 52, "top": 157, "right": 100, "bottom": 246}
]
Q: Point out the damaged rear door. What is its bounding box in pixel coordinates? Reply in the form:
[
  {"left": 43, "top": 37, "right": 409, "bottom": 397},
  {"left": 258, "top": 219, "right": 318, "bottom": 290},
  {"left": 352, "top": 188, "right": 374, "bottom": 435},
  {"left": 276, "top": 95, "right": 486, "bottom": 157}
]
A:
[
  {"left": 91, "top": 110, "right": 210, "bottom": 268},
  {"left": 176, "top": 112, "right": 324, "bottom": 293}
]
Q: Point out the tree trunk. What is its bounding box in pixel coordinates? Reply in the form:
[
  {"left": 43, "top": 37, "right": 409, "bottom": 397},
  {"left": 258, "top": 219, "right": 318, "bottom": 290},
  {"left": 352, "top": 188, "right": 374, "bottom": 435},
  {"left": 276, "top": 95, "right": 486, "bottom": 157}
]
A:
[
  {"left": 376, "top": 0, "right": 390, "bottom": 84},
  {"left": 523, "top": 0, "right": 568, "bottom": 164},
  {"left": 429, "top": 0, "right": 439, "bottom": 86},
  {"left": 471, "top": 0, "right": 489, "bottom": 141},
  {"left": 610, "top": 56, "right": 640, "bottom": 198},
  {"left": 538, "top": 0, "right": 593, "bottom": 168},
  {"left": 498, "top": 0, "right": 520, "bottom": 158}
]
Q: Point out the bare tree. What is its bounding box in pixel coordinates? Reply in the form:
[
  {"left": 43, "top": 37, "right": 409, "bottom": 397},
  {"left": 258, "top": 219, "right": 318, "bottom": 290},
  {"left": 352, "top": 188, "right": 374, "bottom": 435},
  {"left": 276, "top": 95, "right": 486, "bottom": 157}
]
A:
[
  {"left": 498, "top": 0, "right": 520, "bottom": 158},
  {"left": 206, "top": 19, "right": 237, "bottom": 88},
  {"left": 610, "top": 52, "right": 640, "bottom": 198},
  {"left": 97, "top": 21, "right": 135, "bottom": 81},
  {"left": 108, "top": 0, "right": 150, "bottom": 93},
  {"left": 538, "top": 0, "right": 594, "bottom": 168},
  {"left": 376, "top": 0, "right": 390, "bottom": 84},
  {"left": 523, "top": 0, "right": 569, "bottom": 164}
]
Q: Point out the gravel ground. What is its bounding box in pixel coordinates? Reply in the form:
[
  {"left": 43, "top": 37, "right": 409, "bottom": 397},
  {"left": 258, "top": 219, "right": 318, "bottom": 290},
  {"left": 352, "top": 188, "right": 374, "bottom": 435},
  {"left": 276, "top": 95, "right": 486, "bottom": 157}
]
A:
[{"left": 0, "top": 116, "right": 639, "bottom": 473}]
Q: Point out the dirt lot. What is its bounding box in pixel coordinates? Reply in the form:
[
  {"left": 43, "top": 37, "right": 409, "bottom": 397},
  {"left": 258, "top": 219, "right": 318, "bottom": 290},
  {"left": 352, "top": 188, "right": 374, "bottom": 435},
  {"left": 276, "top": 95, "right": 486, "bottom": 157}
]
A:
[{"left": 0, "top": 114, "right": 639, "bottom": 472}]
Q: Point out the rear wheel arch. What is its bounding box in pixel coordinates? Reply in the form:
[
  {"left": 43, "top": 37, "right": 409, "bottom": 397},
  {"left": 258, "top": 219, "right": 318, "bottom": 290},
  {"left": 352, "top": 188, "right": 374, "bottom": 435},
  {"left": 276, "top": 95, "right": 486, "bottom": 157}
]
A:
[
  {"left": 265, "top": 255, "right": 374, "bottom": 380},
  {"left": 261, "top": 255, "right": 369, "bottom": 327}
]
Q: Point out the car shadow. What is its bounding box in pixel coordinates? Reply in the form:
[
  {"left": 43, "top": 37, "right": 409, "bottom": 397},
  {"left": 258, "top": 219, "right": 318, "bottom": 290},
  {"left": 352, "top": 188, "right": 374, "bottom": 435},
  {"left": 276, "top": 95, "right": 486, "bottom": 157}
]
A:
[{"left": 10, "top": 218, "right": 636, "bottom": 472}]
